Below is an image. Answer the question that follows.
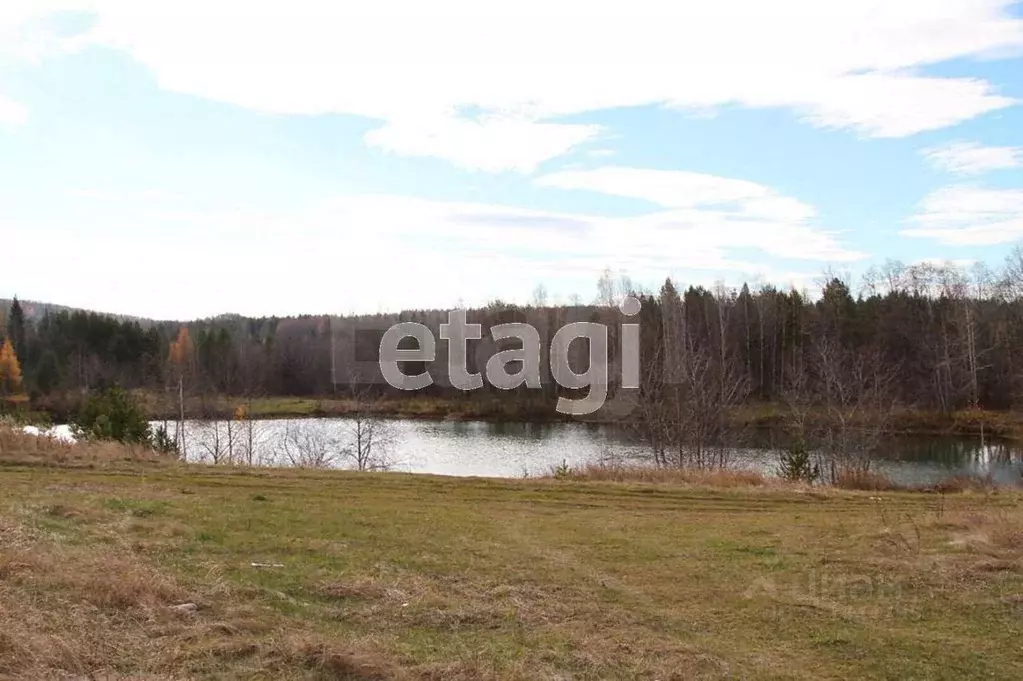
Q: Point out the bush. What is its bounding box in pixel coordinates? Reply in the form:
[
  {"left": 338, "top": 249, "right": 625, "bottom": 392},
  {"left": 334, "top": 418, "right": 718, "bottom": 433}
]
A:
[
  {"left": 777, "top": 440, "right": 820, "bottom": 483},
  {"left": 1, "top": 409, "right": 53, "bottom": 428},
  {"left": 71, "top": 387, "right": 152, "bottom": 445},
  {"left": 150, "top": 424, "right": 179, "bottom": 455}
]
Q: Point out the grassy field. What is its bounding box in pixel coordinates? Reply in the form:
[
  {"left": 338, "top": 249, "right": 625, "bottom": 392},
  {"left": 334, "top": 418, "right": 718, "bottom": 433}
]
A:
[{"left": 2, "top": 434, "right": 1023, "bottom": 679}]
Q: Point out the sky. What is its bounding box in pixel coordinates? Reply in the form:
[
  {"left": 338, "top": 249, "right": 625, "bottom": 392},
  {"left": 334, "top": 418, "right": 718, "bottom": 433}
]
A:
[{"left": 3, "top": 1, "right": 1023, "bottom": 320}]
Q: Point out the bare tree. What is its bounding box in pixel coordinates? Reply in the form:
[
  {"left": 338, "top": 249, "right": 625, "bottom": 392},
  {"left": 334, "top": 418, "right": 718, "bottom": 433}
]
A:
[
  {"left": 637, "top": 295, "right": 750, "bottom": 470},
  {"left": 596, "top": 268, "right": 617, "bottom": 307},
  {"left": 275, "top": 421, "right": 340, "bottom": 469},
  {"left": 270, "top": 373, "right": 397, "bottom": 471},
  {"left": 1000, "top": 246, "right": 1023, "bottom": 301},
  {"left": 233, "top": 403, "right": 272, "bottom": 466},
  {"left": 197, "top": 420, "right": 230, "bottom": 464},
  {"left": 272, "top": 417, "right": 396, "bottom": 471},
  {"left": 784, "top": 337, "right": 900, "bottom": 482},
  {"left": 530, "top": 283, "right": 549, "bottom": 308},
  {"left": 339, "top": 373, "right": 396, "bottom": 471}
]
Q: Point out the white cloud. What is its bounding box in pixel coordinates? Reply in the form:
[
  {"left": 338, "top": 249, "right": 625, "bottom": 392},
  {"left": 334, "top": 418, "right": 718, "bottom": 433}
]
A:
[
  {"left": 537, "top": 166, "right": 817, "bottom": 219},
  {"left": 69, "top": 186, "right": 184, "bottom": 202},
  {"left": 3, "top": 189, "right": 861, "bottom": 317},
  {"left": 365, "top": 115, "right": 600, "bottom": 173},
  {"left": 922, "top": 141, "right": 1023, "bottom": 175},
  {"left": 535, "top": 166, "right": 856, "bottom": 262},
  {"left": 902, "top": 185, "right": 1023, "bottom": 244},
  {"left": 4, "top": 0, "right": 1022, "bottom": 170},
  {"left": 309, "top": 192, "right": 858, "bottom": 271},
  {"left": 0, "top": 1, "right": 95, "bottom": 63},
  {"left": 0, "top": 95, "right": 28, "bottom": 126},
  {"left": 780, "top": 72, "right": 1014, "bottom": 139}
]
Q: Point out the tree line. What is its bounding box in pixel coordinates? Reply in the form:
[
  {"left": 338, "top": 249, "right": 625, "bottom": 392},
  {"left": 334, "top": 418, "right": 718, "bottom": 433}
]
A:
[{"left": 4, "top": 252, "right": 1023, "bottom": 421}]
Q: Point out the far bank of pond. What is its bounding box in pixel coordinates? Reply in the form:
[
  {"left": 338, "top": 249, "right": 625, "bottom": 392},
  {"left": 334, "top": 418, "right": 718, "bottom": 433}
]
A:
[{"left": 134, "top": 392, "right": 1023, "bottom": 438}]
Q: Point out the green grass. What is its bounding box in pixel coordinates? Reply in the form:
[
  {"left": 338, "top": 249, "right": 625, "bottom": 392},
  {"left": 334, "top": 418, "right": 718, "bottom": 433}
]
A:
[
  {"left": 2, "top": 454, "right": 1022, "bottom": 679},
  {"left": 137, "top": 391, "right": 568, "bottom": 423}
]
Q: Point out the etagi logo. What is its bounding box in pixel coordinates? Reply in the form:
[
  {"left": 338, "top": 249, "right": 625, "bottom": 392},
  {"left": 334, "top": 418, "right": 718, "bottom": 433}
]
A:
[{"left": 376, "top": 297, "right": 642, "bottom": 416}]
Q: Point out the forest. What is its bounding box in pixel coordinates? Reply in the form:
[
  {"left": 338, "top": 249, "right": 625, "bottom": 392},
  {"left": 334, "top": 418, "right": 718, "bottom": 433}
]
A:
[{"left": 2, "top": 253, "right": 1023, "bottom": 426}]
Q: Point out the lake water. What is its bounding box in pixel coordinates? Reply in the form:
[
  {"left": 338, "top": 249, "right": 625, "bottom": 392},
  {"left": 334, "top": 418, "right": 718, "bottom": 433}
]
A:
[{"left": 157, "top": 417, "right": 1023, "bottom": 486}]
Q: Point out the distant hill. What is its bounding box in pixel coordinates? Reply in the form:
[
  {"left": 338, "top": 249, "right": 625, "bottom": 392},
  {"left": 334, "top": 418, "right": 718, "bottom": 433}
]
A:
[
  {"left": 0, "top": 299, "right": 271, "bottom": 328},
  {"left": 0, "top": 298, "right": 155, "bottom": 325}
]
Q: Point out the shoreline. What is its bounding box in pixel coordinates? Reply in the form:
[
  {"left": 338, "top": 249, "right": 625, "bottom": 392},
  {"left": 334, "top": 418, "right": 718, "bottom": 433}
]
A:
[
  {"left": 0, "top": 426, "right": 1017, "bottom": 493},
  {"left": 25, "top": 391, "right": 1023, "bottom": 440}
]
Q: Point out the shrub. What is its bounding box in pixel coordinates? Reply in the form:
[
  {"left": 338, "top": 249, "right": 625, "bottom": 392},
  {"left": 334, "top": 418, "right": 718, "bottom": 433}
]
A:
[
  {"left": 777, "top": 440, "right": 820, "bottom": 483},
  {"left": 71, "top": 386, "right": 151, "bottom": 445},
  {"left": 150, "top": 423, "right": 179, "bottom": 455}
]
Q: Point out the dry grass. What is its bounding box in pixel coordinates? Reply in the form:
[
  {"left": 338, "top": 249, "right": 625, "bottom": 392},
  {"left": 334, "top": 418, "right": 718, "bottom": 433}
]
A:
[
  {"left": 2, "top": 463, "right": 1022, "bottom": 679},
  {"left": 0, "top": 539, "right": 190, "bottom": 678},
  {"left": 544, "top": 462, "right": 1011, "bottom": 495},
  {"left": 3, "top": 433, "right": 1023, "bottom": 678},
  {"left": 262, "top": 637, "right": 394, "bottom": 680},
  {"left": 0, "top": 427, "right": 164, "bottom": 467},
  {"left": 546, "top": 461, "right": 767, "bottom": 487},
  {"left": 835, "top": 469, "right": 1007, "bottom": 494},
  {"left": 833, "top": 468, "right": 901, "bottom": 491},
  {"left": 0, "top": 546, "right": 186, "bottom": 611},
  {"left": 926, "top": 474, "right": 999, "bottom": 494},
  {"left": 935, "top": 507, "right": 1023, "bottom": 556},
  {"left": 0, "top": 514, "right": 401, "bottom": 680}
]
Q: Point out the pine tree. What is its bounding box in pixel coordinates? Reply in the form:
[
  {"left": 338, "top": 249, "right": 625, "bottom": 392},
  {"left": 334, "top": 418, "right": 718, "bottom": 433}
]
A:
[
  {"left": 71, "top": 386, "right": 151, "bottom": 444},
  {"left": 6, "top": 297, "right": 25, "bottom": 357},
  {"left": 34, "top": 350, "right": 61, "bottom": 393}
]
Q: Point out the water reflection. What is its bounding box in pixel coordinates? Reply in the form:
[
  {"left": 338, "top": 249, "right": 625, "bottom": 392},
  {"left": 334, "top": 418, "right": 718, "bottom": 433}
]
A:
[{"left": 158, "top": 418, "right": 1023, "bottom": 485}]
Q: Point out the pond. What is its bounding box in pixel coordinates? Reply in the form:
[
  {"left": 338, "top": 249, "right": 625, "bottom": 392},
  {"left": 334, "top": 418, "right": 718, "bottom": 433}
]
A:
[{"left": 156, "top": 417, "right": 1023, "bottom": 486}]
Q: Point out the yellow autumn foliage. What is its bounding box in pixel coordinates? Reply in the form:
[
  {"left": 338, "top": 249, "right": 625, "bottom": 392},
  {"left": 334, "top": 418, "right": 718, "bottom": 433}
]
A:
[
  {"left": 0, "top": 338, "right": 23, "bottom": 395},
  {"left": 168, "top": 327, "right": 194, "bottom": 371}
]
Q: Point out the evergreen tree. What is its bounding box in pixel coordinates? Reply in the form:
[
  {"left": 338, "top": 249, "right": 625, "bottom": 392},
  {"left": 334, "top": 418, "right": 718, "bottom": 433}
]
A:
[
  {"left": 7, "top": 297, "right": 25, "bottom": 357},
  {"left": 71, "top": 386, "right": 151, "bottom": 444},
  {"left": 34, "top": 350, "right": 61, "bottom": 394}
]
